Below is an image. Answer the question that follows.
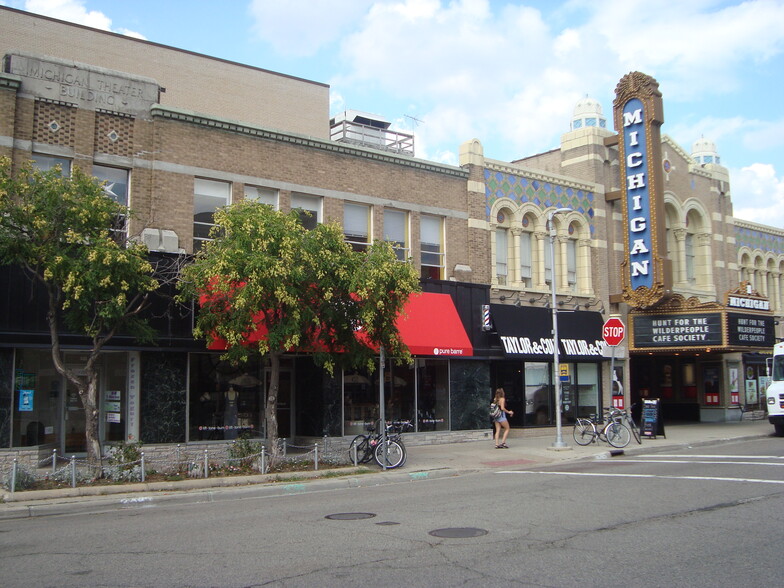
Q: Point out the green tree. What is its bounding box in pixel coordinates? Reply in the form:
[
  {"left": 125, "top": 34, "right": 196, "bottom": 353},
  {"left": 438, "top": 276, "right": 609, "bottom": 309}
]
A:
[
  {"left": 0, "top": 158, "right": 159, "bottom": 464},
  {"left": 178, "top": 201, "right": 420, "bottom": 458}
]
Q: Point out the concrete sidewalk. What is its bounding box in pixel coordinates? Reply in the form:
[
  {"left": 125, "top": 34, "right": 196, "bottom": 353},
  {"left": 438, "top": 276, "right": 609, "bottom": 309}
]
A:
[
  {"left": 0, "top": 419, "right": 775, "bottom": 513},
  {"left": 405, "top": 418, "right": 775, "bottom": 473}
]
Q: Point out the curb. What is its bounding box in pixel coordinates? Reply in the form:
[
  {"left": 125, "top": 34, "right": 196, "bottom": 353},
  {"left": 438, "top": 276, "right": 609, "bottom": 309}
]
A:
[
  {"left": 1, "top": 430, "right": 770, "bottom": 518},
  {"left": 0, "top": 465, "right": 471, "bottom": 519}
]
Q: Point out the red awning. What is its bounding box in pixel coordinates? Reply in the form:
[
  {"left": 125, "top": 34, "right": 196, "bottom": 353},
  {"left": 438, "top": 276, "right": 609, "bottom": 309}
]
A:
[
  {"left": 397, "top": 292, "right": 473, "bottom": 356},
  {"left": 206, "top": 291, "right": 473, "bottom": 357}
]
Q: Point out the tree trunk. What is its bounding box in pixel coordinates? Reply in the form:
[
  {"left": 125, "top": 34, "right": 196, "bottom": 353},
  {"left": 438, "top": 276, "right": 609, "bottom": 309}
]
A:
[
  {"left": 46, "top": 290, "right": 103, "bottom": 467},
  {"left": 81, "top": 370, "right": 103, "bottom": 466},
  {"left": 265, "top": 351, "right": 281, "bottom": 463}
]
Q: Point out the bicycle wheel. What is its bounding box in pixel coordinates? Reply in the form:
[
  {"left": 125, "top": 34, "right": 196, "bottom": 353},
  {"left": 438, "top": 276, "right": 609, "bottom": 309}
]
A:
[
  {"left": 627, "top": 416, "right": 642, "bottom": 444},
  {"left": 572, "top": 418, "right": 595, "bottom": 445},
  {"left": 349, "top": 434, "right": 372, "bottom": 464},
  {"left": 374, "top": 439, "right": 406, "bottom": 469},
  {"left": 604, "top": 421, "right": 631, "bottom": 448}
]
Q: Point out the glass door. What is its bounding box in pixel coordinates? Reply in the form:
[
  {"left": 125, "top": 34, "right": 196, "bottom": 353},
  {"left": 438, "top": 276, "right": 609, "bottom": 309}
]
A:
[{"left": 264, "top": 368, "right": 293, "bottom": 439}]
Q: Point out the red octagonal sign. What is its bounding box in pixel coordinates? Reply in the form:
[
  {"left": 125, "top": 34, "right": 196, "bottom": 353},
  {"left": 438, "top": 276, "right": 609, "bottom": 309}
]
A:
[{"left": 602, "top": 317, "right": 626, "bottom": 346}]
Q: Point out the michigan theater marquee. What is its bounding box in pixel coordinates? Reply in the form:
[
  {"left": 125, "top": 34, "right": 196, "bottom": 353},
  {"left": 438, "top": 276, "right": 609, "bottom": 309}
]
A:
[{"left": 611, "top": 73, "right": 774, "bottom": 421}]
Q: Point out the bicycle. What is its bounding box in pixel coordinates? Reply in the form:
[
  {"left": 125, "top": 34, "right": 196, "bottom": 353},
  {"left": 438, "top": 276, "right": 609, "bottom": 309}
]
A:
[
  {"left": 572, "top": 408, "right": 631, "bottom": 448},
  {"left": 348, "top": 419, "right": 412, "bottom": 469},
  {"left": 615, "top": 407, "right": 642, "bottom": 444}
]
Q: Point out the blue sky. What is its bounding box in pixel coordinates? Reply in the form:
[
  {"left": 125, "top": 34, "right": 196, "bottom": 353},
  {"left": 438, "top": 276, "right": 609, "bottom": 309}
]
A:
[{"left": 5, "top": 0, "right": 784, "bottom": 227}]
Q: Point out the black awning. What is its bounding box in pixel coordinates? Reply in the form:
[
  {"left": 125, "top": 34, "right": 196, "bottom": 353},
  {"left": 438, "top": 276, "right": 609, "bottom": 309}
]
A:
[{"left": 490, "top": 304, "right": 606, "bottom": 361}]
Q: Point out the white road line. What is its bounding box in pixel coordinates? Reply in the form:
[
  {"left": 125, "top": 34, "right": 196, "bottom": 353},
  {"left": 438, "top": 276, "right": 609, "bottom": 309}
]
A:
[
  {"left": 497, "top": 471, "right": 784, "bottom": 484},
  {"left": 643, "top": 454, "right": 784, "bottom": 460},
  {"left": 604, "top": 459, "right": 784, "bottom": 467}
]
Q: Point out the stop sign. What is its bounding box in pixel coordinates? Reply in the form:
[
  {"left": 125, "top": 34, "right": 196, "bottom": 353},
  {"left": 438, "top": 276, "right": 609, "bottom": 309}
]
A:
[{"left": 602, "top": 317, "right": 626, "bottom": 346}]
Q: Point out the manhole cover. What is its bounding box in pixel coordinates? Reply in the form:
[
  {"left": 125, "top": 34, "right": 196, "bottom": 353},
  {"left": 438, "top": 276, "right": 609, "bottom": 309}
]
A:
[
  {"left": 325, "top": 512, "right": 376, "bottom": 520},
  {"left": 375, "top": 521, "right": 400, "bottom": 526},
  {"left": 429, "top": 527, "right": 488, "bottom": 538}
]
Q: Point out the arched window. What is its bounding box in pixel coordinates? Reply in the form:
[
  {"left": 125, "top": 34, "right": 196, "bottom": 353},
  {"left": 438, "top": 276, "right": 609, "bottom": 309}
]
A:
[
  {"left": 664, "top": 201, "right": 680, "bottom": 282},
  {"left": 519, "top": 212, "right": 536, "bottom": 289},
  {"left": 684, "top": 206, "right": 711, "bottom": 289},
  {"left": 496, "top": 228, "right": 509, "bottom": 284},
  {"left": 491, "top": 205, "right": 514, "bottom": 287}
]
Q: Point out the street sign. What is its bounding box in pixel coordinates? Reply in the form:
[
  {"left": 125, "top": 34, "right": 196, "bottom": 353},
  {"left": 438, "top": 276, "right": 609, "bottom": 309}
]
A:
[
  {"left": 602, "top": 317, "right": 626, "bottom": 346},
  {"left": 559, "top": 363, "right": 570, "bottom": 382}
]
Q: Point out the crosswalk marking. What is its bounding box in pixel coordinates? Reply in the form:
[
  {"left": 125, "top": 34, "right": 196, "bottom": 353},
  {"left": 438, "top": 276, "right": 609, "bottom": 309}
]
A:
[
  {"left": 646, "top": 454, "right": 784, "bottom": 460},
  {"left": 497, "top": 470, "right": 784, "bottom": 484},
  {"left": 605, "top": 459, "right": 784, "bottom": 467}
]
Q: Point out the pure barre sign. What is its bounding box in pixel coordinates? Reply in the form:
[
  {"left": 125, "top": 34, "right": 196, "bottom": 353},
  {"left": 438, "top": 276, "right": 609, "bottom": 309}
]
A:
[{"left": 613, "top": 72, "right": 671, "bottom": 309}]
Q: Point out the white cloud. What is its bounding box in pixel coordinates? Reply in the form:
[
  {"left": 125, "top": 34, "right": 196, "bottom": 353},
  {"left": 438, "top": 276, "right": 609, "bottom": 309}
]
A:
[
  {"left": 732, "top": 163, "right": 784, "bottom": 227},
  {"left": 248, "top": 0, "right": 373, "bottom": 57},
  {"left": 573, "top": 0, "right": 784, "bottom": 99},
  {"left": 22, "top": 0, "right": 146, "bottom": 38}
]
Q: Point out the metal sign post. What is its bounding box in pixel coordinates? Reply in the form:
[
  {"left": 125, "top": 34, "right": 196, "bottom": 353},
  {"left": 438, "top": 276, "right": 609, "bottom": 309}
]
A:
[{"left": 379, "top": 346, "right": 387, "bottom": 471}]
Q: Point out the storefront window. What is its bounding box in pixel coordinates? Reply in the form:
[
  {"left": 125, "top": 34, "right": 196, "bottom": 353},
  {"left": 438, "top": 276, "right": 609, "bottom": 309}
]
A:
[
  {"left": 11, "top": 350, "right": 129, "bottom": 451},
  {"left": 188, "top": 354, "right": 263, "bottom": 441},
  {"left": 417, "top": 359, "right": 449, "bottom": 431},
  {"left": 101, "top": 353, "right": 128, "bottom": 444},
  {"left": 493, "top": 361, "right": 523, "bottom": 427},
  {"left": 450, "top": 360, "right": 491, "bottom": 430},
  {"left": 13, "top": 349, "right": 59, "bottom": 448},
  {"left": 575, "top": 363, "right": 599, "bottom": 419},
  {"left": 525, "top": 362, "right": 552, "bottom": 425},
  {"left": 384, "top": 362, "right": 414, "bottom": 424},
  {"left": 343, "top": 369, "right": 376, "bottom": 436},
  {"left": 0, "top": 349, "right": 12, "bottom": 448}
]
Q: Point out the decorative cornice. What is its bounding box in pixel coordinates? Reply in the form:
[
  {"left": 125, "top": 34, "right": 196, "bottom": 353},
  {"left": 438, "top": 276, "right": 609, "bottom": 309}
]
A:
[
  {"left": 630, "top": 293, "right": 723, "bottom": 314},
  {"left": 484, "top": 158, "right": 598, "bottom": 193},
  {"left": 150, "top": 105, "right": 468, "bottom": 178},
  {"left": 0, "top": 72, "right": 22, "bottom": 91},
  {"left": 661, "top": 134, "right": 692, "bottom": 165},
  {"left": 734, "top": 217, "right": 784, "bottom": 238}
]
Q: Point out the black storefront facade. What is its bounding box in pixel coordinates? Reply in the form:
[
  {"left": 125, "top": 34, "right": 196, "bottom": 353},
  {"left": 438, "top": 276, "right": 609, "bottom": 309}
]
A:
[
  {"left": 628, "top": 292, "right": 776, "bottom": 422},
  {"left": 0, "top": 266, "right": 614, "bottom": 466},
  {"left": 487, "top": 304, "right": 608, "bottom": 428}
]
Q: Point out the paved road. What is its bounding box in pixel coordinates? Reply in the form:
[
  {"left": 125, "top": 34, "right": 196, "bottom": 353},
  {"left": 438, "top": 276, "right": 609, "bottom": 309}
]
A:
[{"left": 1, "top": 436, "right": 782, "bottom": 587}]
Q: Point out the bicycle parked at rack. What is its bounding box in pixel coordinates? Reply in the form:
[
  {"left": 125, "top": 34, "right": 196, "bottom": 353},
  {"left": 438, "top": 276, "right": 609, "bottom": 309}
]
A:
[
  {"left": 616, "top": 407, "right": 642, "bottom": 444},
  {"left": 572, "top": 408, "right": 632, "bottom": 448},
  {"left": 348, "top": 419, "right": 413, "bottom": 469}
]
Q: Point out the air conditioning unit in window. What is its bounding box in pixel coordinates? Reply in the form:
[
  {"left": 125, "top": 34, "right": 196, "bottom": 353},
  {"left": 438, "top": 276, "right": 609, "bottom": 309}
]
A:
[
  {"left": 140, "top": 228, "right": 183, "bottom": 253},
  {"left": 141, "top": 228, "right": 161, "bottom": 250}
]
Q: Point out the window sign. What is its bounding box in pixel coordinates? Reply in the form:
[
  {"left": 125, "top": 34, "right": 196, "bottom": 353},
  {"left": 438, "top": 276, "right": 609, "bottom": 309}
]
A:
[{"left": 19, "top": 389, "right": 34, "bottom": 412}]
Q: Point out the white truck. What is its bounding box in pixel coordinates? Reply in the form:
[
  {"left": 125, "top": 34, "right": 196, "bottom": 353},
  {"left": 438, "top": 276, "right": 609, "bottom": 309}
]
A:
[{"left": 767, "top": 341, "right": 784, "bottom": 436}]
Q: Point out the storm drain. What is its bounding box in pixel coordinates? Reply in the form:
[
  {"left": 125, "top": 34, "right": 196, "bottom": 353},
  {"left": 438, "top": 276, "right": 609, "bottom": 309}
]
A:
[
  {"left": 428, "top": 527, "right": 488, "bottom": 538},
  {"left": 325, "top": 512, "right": 376, "bottom": 520}
]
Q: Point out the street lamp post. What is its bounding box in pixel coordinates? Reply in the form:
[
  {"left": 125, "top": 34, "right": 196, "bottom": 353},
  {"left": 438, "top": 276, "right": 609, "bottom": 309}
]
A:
[{"left": 548, "top": 207, "right": 572, "bottom": 450}]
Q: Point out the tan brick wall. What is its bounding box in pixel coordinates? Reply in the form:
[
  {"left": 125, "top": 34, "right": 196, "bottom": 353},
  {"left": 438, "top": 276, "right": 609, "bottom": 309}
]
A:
[
  {"left": 0, "top": 6, "right": 329, "bottom": 139},
  {"left": 144, "top": 116, "right": 472, "bottom": 272},
  {"left": 0, "top": 86, "right": 16, "bottom": 159}
]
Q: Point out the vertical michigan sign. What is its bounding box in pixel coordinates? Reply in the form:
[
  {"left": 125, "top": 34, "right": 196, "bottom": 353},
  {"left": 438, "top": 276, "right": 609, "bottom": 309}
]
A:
[{"left": 613, "top": 72, "right": 671, "bottom": 309}]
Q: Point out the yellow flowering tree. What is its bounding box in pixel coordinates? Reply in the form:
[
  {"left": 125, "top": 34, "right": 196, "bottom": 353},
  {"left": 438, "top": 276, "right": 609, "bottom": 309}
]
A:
[
  {"left": 178, "top": 201, "right": 420, "bottom": 458},
  {"left": 0, "top": 158, "right": 159, "bottom": 464}
]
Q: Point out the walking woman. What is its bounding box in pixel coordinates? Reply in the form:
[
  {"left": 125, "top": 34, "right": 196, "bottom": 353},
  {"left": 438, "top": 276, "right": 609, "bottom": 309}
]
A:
[{"left": 492, "top": 387, "right": 514, "bottom": 448}]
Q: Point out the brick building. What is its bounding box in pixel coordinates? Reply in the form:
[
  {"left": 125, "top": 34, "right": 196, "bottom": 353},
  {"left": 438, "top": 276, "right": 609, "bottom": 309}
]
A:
[{"left": 0, "top": 7, "right": 489, "bottom": 462}]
